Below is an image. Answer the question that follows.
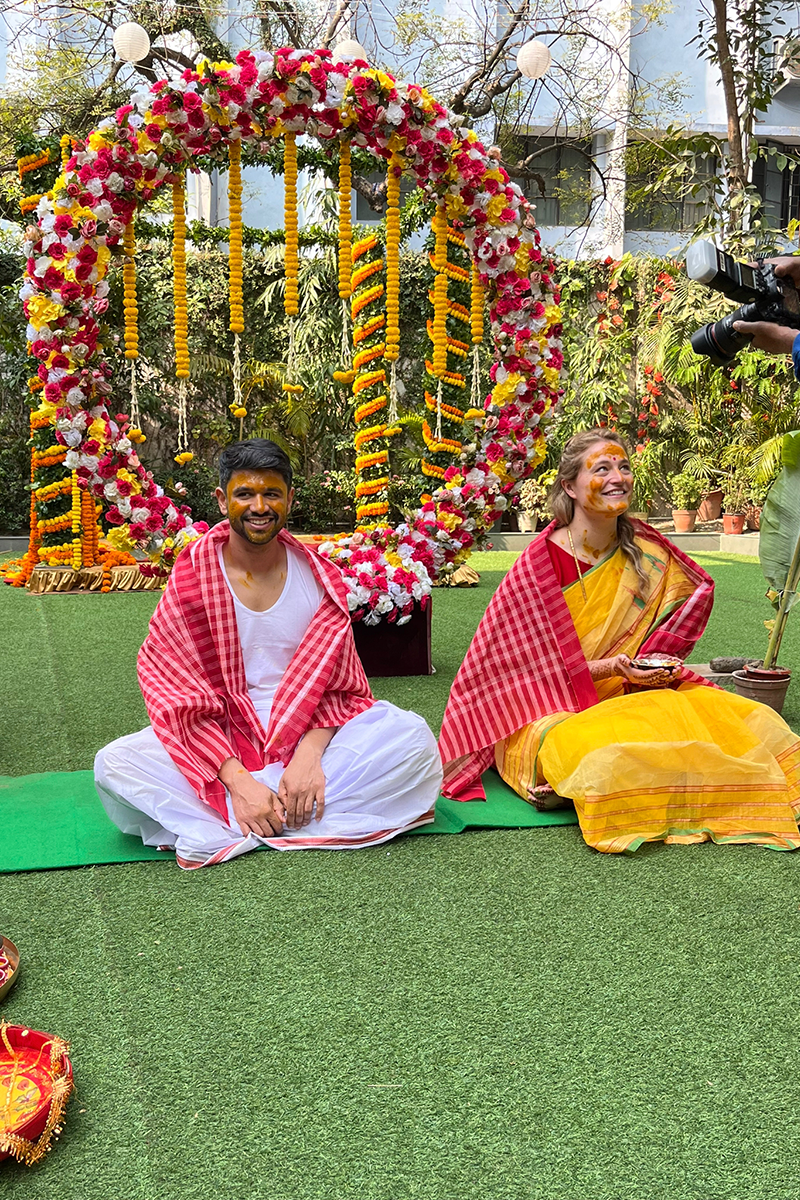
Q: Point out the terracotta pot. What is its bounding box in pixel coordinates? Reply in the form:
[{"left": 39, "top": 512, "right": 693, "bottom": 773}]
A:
[
  {"left": 732, "top": 668, "right": 791, "bottom": 714},
  {"left": 698, "top": 488, "right": 723, "bottom": 522},
  {"left": 745, "top": 504, "right": 761, "bottom": 532},
  {"left": 672, "top": 509, "right": 697, "bottom": 533},
  {"left": 723, "top": 513, "right": 745, "bottom": 535}
]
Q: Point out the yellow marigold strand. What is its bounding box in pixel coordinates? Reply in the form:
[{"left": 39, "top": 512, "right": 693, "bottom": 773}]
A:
[
  {"left": 338, "top": 141, "right": 352, "bottom": 300},
  {"left": 431, "top": 203, "right": 449, "bottom": 378},
  {"left": 123, "top": 218, "right": 138, "bottom": 360},
  {"left": 384, "top": 153, "right": 402, "bottom": 363},
  {"left": 70, "top": 471, "right": 81, "bottom": 571},
  {"left": 284, "top": 133, "right": 299, "bottom": 317},
  {"left": 470, "top": 260, "right": 485, "bottom": 345},
  {"left": 228, "top": 139, "right": 244, "bottom": 334},
  {"left": 172, "top": 176, "right": 190, "bottom": 379}
]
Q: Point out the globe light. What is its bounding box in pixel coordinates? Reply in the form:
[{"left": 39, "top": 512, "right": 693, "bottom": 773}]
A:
[
  {"left": 333, "top": 39, "right": 368, "bottom": 63},
  {"left": 112, "top": 22, "right": 151, "bottom": 63},
  {"left": 516, "top": 39, "right": 552, "bottom": 80}
]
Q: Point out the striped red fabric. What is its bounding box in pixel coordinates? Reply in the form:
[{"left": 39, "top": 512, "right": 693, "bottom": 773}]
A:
[
  {"left": 438, "top": 520, "right": 715, "bottom": 801},
  {"left": 138, "top": 523, "right": 374, "bottom": 819}
]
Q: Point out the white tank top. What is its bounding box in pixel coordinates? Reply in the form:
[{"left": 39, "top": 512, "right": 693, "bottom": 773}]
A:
[{"left": 218, "top": 545, "right": 324, "bottom": 726}]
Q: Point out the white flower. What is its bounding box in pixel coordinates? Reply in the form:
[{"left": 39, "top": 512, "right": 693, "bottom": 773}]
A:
[
  {"left": 62, "top": 429, "right": 83, "bottom": 448},
  {"left": 117, "top": 496, "right": 132, "bottom": 517},
  {"left": 86, "top": 178, "right": 104, "bottom": 197},
  {"left": 94, "top": 201, "right": 114, "bottom": 221},
  {"left": 104, "top": 480, "right": 120, "bottom": 500},
  {"left": 65, "top": 450, "right": 79, "bottom": 470},
  {"left": 66, "top": 387, "right": 85, "bottom": 405}
]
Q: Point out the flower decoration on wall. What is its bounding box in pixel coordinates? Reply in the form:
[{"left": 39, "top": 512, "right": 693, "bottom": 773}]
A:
[{"left": 14, "top": 45, "right": 563, "bottom": 593}]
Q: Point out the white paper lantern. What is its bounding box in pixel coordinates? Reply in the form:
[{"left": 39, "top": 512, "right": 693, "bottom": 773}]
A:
[
  {"left": 333, "top": 39, "right": 368, "bottom": 63},
  {"left": 516, "top": 39, "right": 552, "bottom": 80},
  {"left": 112, "top": 22, "right": 151, "bottom": 63}
]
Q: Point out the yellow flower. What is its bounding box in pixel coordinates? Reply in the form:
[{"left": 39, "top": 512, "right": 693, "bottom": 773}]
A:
[
  {"left": 88, "top": 418, "right": 107, "bottom": 442},
  {"left": 437, "top": 510, "right": 460, "bottom": 531},
  {"left": 490, "top": 373, "right": 522, "bottom": 408},
  {"left": 26, "top": 295, "right": 63, "bottom": 329},
  {"left": 385, "top": 551, "right": 402, "bottom": 568},
  {"left": 486, "top": 196, "right": 506, "bottom": 225},
  {"left": 445, "top": 194, "right": 468, "bottom": 219},
  {"left": 106, "top": 525, "right": 136, "bottom": 555}
]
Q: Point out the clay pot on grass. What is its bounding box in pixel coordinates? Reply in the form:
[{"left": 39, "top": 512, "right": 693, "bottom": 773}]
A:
[
  {"left": 698, "top": 488, "right": 723, "bottom": 522},
  {"left": 722, "top": 513, "right": 746, "bottom": 535},
  {"left": 672, "top": 509, "right": 697, "bottom": 533},
  {"left": 732, "top": 665, "right": 792, "bottom": 714}
]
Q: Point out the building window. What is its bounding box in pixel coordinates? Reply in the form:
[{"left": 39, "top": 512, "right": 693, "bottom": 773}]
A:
[
  {"left": 625, "top": 142, "right": 716, "bottom": 232},
  {"left": 510, "top": 137, "right": 593, "bottom": 226},
  {"left": 752, "top": 143, "right": 800, "bottom": 228}
]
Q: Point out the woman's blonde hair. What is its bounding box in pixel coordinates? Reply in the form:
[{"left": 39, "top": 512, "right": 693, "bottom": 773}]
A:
[{"left": 548, "top": 427, "right": 647, "bottom": 594}]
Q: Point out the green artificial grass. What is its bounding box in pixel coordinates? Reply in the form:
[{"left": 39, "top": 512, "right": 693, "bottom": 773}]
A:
[{"left": 2, "top": 549, "right": 800, "bottom": 1199}]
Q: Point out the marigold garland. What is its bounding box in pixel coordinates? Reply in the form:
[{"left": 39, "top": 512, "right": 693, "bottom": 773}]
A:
[
  {"left": 123, "top": 218, "right": 139, "bottom": 360},
  {"left": 354, "top": 420, "right": 401, "bottom": 449},
  {"left": 350, "top": 233, "right": 390, "bottom": 520},
  {"left": 172, "top": 176, "right": 190, "bottom": 379},
  {"left": 470, "top": 261, "right": 485, "bottom": 345},
  {"left": 421, "top": 460, "right": 447, "bottom": 480},
  {"left": 384, "top": 153, "right": 402, "bottom": 363},
  {"left": 431, "top": 203, "right": 449, "bottom": 378},
  {"left": 338, "top": 140, "right": 353, "bottom": 301},
  {"left": 228, "top": 139, "right": 244, "bottom": 333},
  {"left": 284, "top": 133, "right": 299, "bottom": 317}
]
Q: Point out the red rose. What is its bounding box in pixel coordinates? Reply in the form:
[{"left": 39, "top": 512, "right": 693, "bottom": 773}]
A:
[
  {"left": 60, "top": 281, "right": 81, "bottom": 302},
  {"left": 105, "top": 506, "right": 126, "bottom": 525},
  {"left": 144, "top": 513, "right": 163, "bottom": 532}
]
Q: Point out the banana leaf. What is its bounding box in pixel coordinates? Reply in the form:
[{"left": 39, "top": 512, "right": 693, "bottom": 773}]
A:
[{"left": 760, "top": 430, "right": 800, "bottom": 615}]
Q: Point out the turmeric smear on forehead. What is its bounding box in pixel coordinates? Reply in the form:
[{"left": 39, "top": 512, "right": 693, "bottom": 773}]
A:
[{"left": 585, "top": 443, "right": 628, "bottom": 470}]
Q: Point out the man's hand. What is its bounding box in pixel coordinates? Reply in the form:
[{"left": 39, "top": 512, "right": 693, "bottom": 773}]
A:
[
  {"left": 278, "top": 728, "right": 336, "bottom": 829},
  {"left": 219, "top": 757, "right": 285, "bottom": 838},
  {"left": 732, "top": 320, "right": 798, "bottom": 355},
  {"left": 760, "top": 256, "right": 800, "bottom": 287}
]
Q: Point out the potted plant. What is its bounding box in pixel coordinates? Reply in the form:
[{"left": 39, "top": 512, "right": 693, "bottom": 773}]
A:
[
  {"left": 518, "top": 470, "right": 555, "bottom": 534},
  {"left": 732, "top": 431, "right": 800, "bottom": 713},
  {"left": 671, "top": 473, "right": 702, "bottom": 533},
  {"left": 698, "top": 486, "right": 724, "bottom": 522},
  {"left": 745, "top": 484, "right": 767, "bottom": 532},
  {"left": 722, "top": 478, "right": 748, "bottom": 535}
]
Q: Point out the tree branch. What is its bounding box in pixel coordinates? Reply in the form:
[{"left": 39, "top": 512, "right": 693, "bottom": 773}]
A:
[{"left": 321, "top": 0, "right": 353, "bottom": 49}]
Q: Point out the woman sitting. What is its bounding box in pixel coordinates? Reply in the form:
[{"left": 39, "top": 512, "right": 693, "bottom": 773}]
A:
[{"left": 438, "top": 428, "right": 800, "bottom": 853}]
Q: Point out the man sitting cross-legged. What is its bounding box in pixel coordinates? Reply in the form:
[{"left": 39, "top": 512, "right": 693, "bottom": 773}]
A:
[{"left": 95, "top": 439, "right": 442, "bottom": 869}]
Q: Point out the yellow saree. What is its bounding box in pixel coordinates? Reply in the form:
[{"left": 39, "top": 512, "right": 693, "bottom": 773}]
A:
[{"left": 496, "top": 537, "right": 800, "bottom": 853}]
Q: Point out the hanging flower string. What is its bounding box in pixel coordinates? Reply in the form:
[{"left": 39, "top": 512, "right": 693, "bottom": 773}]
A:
[
  {"left": 338, "top": 139, "right": 353, "bottom": 364},
  {"left": 122, "top": 217, "right": 142, "bottom": 433},
  {"left": 227, "top": 137, "right": 247, "bottom": 431},
  {"left": 284, "top": 133, "right": 299, "bottom": 317},
  {"left": 172, "top": 175, "right": 193, "bottom": 465},
  {"left": 351, "top": 234, "right": 397, "bottom": 521},
  {"left": 470, "top": 258, "right": 485, "bottom": 412},
  {"left": 384, "top": 152, "right": 402, "bottom": 422}
]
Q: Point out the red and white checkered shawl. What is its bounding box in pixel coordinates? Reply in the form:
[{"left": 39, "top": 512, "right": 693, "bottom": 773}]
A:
[
  {"left": 438, "top": 519, "right": 715, "bottom": 801},
  {"left": 138, "top": 522, "right": 374, "bottom": 819}
]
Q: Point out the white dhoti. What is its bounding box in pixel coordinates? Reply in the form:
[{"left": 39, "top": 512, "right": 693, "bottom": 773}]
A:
[{"left": 95, "top": 701, "right": 442, "bottom": 869}]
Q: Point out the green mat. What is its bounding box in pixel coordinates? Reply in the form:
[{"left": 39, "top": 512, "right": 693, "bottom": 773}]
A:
[{"left": 0, "top": 768, "right": 576, "bottom": 873}]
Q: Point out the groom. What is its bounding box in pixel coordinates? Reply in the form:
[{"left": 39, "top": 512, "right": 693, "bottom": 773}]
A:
[{"left": 95, "top": 439, "right": 441, "bottom": 868}]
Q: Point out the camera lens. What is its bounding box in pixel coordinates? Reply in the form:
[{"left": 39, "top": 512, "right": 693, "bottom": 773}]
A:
[{"left": 690, "top": 310, "right": 750, "bottom": 366}]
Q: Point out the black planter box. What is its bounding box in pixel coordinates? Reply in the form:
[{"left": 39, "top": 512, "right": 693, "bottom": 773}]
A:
[{"left": 352, "top": 598, "right": 432, "bottom": 677}]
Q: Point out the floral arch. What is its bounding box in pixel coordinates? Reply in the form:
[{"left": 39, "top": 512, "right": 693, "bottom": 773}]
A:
[{"left": 10, "top": 46, "right": 564, "bottom": 606}]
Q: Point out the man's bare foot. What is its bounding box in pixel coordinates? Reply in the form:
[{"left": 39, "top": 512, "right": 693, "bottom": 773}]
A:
[{"left": 527, "top": 784, "right": 571, "bottom": 812}]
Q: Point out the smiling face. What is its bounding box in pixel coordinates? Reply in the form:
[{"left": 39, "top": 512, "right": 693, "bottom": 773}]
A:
[
  {"left": 216, "top": 469, "right": 294, "bottom": 547},
  {"left": 562, "top": 441, "right": 633, "bottom": 519}
]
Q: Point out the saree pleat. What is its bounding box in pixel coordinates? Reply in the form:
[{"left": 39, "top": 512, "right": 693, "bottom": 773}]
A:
[{"left": 497, "top": 538, "right": 800, "bottom": 853}]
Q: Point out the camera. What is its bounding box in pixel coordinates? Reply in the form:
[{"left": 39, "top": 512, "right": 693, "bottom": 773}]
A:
[{"left": 685, "top": 241, "right": 800, "bottom": 365}]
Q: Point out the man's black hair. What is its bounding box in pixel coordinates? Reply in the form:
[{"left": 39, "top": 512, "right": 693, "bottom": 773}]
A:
[{"left": 218, "top": 439, "right": 293, "bottom": 492}]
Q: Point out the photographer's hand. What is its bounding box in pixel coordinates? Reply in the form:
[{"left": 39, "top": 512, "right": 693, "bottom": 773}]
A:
[
  {"left": 731, "top": 321, "right": 798, "bottom": 355},
  {"left": 763, "top": 256, "right": 800, "bottom": 288}
]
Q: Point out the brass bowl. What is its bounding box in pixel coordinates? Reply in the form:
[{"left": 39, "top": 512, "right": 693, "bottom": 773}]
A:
[{"left": 0, "top": 937, "right": 20, "bottom": 1002}]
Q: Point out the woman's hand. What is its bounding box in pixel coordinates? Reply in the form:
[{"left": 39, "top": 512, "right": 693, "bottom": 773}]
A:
[{"left": 588, "top": 654, "right": 680, "bottom": 688}]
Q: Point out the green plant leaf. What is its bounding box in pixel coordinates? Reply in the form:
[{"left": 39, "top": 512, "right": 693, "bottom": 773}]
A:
[{"left": 760, "top": 430, "right": 800, "bottom": 612}]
